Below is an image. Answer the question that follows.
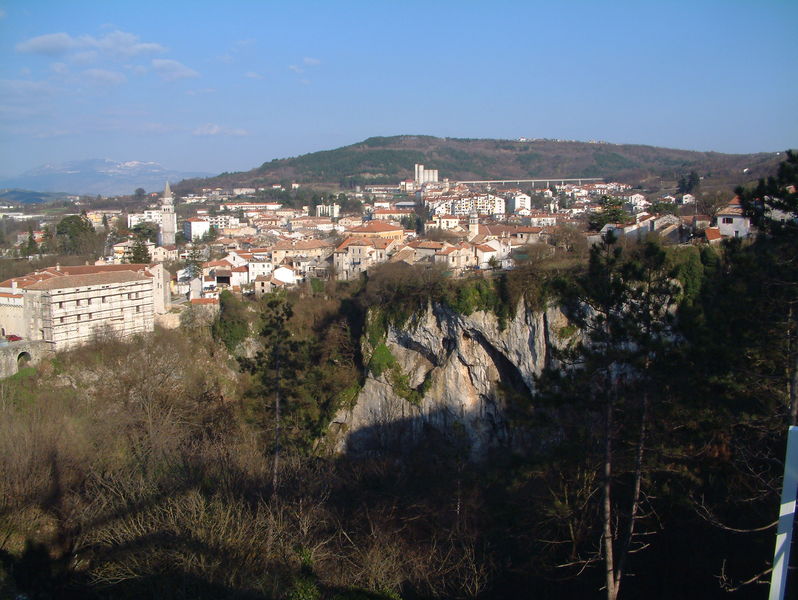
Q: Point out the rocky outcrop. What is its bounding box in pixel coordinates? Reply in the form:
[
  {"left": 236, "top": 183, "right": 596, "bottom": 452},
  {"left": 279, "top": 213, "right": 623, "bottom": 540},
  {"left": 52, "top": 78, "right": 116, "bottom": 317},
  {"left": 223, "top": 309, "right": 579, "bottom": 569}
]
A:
[{"left": 330, "top": 302, "right": 571, "bottom": 457}]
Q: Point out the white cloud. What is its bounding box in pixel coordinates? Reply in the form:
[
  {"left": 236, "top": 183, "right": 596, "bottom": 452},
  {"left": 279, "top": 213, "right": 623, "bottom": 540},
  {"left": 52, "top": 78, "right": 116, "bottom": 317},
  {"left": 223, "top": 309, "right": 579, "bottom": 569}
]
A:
[
  {"left": 84, "top": 30, "right": 166, "bottom": 58},
  {"left": 16, "top": 32, "right": 77, "bottom": 55},
  {"left": 288, "top": 64, "right": 303, "bottom": 74},
  {"left": 244, "top": 71, "right": 264, "bottom": 80},
  {"left": 152, "top": 58, "right": 199, "bottom": 81},
  {"left": 83, "top": 68, "right": 127, "bottom": 85},
  {"left": 303, "top": 57, "right": 321, "bottom": 66},
  {"left": 20, "top": 67, "right": 31, "bottom": 76},
  {"left": 16, "top": 30, "right": 165, "bottom": 59},
  {"left": 50, "top": 62, "right": 69, "bottom": 75},
  {"left": 192, "top": 123, "right": 248, "bottom": 136}
]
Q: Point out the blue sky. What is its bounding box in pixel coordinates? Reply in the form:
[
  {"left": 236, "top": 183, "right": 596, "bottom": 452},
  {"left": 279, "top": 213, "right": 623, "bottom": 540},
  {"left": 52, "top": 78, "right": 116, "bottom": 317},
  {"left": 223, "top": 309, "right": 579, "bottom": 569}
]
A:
[{"left": 0, "top": 0, "right": 796, "bottom": 178}]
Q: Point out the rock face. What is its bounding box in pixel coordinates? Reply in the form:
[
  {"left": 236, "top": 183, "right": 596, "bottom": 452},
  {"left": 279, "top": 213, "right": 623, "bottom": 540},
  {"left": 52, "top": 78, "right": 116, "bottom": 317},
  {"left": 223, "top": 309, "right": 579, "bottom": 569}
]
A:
[{"left": 331, "top": 302, "right": 571, "bottom": 458}]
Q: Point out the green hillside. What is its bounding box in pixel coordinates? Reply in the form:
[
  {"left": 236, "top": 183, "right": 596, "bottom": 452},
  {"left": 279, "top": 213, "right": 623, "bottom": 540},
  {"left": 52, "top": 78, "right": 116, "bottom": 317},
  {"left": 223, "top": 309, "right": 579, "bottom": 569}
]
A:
[{"left": 176, "top": 135, "right": 785, "bottom": 193}]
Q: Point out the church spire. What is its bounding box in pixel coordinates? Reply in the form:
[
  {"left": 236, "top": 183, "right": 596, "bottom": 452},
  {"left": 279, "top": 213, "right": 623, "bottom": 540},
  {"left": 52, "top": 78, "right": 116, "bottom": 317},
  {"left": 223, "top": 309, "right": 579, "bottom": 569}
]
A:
[{"left": 164, "top": 181, "right": 172, "bottom": 199}]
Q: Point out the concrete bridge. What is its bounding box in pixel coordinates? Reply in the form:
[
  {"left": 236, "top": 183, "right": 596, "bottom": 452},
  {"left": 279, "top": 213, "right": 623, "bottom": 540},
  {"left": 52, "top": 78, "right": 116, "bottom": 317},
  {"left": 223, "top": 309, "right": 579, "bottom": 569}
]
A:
[{"left": 0, "top": 340, "right": 49, "bottom": 378}]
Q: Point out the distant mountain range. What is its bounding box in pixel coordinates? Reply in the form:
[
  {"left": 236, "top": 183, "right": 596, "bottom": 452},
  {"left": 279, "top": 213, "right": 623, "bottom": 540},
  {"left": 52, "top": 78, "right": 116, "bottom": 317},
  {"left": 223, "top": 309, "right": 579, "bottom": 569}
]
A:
[
  {"left": 177, "top": 135, "right": 786, "bottom": 194},
  {"left": 0, "top": 159, "right": 211, "bottom": 197}
]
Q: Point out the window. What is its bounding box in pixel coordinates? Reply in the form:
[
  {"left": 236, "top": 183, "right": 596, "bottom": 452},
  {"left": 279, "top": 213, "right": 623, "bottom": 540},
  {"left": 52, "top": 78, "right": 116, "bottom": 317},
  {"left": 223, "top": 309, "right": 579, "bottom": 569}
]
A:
[
  {"left": 59, "top": 317, "right": 64, "bottom": 323},
  {"left": 58, "top": 302, "right": 63, "bottom": 309},
  {"left": 102, "top": 296, "right": 107, "bottom": 303},
  {"left": 76, "top": 299, "right": 81, "bottom": 306},
  {"left": 722, "top": 217, "right": 733, "bottom": 224}
]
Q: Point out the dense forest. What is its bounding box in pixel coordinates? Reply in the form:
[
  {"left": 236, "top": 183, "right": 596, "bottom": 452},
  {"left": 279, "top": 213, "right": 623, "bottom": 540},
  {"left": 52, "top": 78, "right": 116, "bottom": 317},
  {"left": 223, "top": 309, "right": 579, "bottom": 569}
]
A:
[{"left": 1, "top": 153, "right": 797, "bottom": 599}]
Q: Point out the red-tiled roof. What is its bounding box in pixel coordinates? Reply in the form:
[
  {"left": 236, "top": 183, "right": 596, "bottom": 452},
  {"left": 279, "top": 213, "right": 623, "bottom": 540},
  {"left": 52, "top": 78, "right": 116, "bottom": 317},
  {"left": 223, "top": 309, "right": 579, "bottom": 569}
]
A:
[{"left": 348, "top": 221, "right": 403, "bottom": 233}]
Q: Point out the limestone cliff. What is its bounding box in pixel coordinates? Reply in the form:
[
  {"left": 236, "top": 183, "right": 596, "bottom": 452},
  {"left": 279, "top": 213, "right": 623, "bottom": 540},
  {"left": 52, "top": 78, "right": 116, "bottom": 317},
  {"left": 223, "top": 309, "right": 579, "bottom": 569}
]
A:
[{"left": 330, "top": 302, "right": 571, "bottom": 457}]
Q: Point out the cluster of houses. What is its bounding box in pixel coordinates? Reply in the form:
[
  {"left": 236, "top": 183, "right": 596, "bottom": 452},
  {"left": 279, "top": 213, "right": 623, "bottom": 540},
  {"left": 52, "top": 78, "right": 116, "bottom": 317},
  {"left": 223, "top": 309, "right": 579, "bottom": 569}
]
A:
[{"left": 0, "top": 162, "right": 768, "bottom": 353}]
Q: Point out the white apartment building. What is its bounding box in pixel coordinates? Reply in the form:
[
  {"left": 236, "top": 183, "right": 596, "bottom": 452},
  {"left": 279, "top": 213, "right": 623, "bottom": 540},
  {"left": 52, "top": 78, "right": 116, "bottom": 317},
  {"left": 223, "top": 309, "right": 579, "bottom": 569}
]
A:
[
  {"left": 507, "top": 193, "right": 531, "bottom": 213},
  {"left": 0, "top": 264, "right": 169, "bottom": 351},
  {"left": 184, "top": 218, "right": 212, "bottom": 241},
  {"left": 128, "top": 209, "right": 163, "bottom": 228}
]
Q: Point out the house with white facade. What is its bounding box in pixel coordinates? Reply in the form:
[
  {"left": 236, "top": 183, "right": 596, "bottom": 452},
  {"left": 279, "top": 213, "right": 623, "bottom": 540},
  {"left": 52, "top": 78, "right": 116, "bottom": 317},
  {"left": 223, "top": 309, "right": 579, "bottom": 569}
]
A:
[{"left": 716, "top": 197, "right": 751, "bottom": 238}]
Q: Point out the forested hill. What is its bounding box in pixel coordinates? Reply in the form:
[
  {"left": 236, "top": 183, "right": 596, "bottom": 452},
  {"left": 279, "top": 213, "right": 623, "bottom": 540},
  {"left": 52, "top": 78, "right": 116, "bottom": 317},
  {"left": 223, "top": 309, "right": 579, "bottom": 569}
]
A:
[{"left": 176, "top": 135, "right": 784, "bottom": 192}]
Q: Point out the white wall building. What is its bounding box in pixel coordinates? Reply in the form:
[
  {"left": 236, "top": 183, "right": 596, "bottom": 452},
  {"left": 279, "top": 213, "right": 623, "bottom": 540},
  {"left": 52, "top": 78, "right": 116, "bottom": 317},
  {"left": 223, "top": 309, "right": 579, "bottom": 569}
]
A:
[{"left": 184, "top": 218, "right": 211, "bottom": 241}]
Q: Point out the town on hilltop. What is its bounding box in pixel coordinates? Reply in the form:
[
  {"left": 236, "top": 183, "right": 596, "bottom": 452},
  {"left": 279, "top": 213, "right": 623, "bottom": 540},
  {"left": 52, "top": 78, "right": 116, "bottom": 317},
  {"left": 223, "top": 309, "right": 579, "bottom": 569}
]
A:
[{"left": 0, "top": 163, "right": 756, "bottom": 352}]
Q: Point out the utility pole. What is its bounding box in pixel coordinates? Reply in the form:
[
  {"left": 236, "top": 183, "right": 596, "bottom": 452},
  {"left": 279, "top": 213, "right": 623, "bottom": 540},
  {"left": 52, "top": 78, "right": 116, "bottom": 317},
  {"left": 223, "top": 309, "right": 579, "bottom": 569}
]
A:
[{"left": 769, "top": 426, "right": 798, "bottom": 600}]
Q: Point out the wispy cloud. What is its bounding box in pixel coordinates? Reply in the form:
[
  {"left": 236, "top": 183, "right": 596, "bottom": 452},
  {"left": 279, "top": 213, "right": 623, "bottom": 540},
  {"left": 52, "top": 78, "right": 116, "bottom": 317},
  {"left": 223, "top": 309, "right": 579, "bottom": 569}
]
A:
[
  {"left": 87, "top": 30, "right": 165, "bottom": 57},
  {"left": 72, "top": 50, "right": 99, "bottom": 64},
  {"left": 0, "top": 9, "right": 6, "bottom": 19},
  {"left": 244, "top": 71, "right": 264, "bottom": 80},
  {"left": 50, "top": 62, "right": 69, "bottom": 75},
  {"left": 33, "top": 129, "right": 75, "bottom": 139},
  {"left": 303, "top": 57, "right": 321, "bottom": 66},
  {"left": 192, "top": 123, "right": 248, "bottom": 136},
  {"left": 16, "top": 32, "right": 76, "bottom": 56},
  {"left": 0, "top": 79, "right": 55, "bottom": 98},
  {"left": 288, "top": 65, "right": 303, "bottom": 74},
  {"left": 186, "top": 87, "right": 216, "bottom": 96},
  {"left": 151, "top": 59, "right": 199, "bottom": 81},
  {"left": 140, "top": 122, "right": 179, "bottom": 134},
  {"left": 16, "top": 30, "right": 166, "bottom": 59},
  {"left": 83, "top": 68, "right": 126, "bottom": 85}
]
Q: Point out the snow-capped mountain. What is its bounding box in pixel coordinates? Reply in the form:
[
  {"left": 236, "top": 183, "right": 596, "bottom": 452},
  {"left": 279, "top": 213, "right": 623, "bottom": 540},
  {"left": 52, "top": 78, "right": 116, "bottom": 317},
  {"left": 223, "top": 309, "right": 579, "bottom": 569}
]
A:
[{"left": 0, "top": 159, "right": 212, "bottom": 196}]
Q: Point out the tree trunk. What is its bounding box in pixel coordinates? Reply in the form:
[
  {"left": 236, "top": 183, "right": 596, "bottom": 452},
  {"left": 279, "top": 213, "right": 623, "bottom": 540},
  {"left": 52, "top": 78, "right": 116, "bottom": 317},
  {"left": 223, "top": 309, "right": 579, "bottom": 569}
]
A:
[
  {"left": 271, "top": 352, "right": 281, "bottom": 496},
  {"left": 616, "top": 388, "right": 649, "bottom": 590},
  {"left": 603, "top": 396, "right": 618, "bottom": 600}
]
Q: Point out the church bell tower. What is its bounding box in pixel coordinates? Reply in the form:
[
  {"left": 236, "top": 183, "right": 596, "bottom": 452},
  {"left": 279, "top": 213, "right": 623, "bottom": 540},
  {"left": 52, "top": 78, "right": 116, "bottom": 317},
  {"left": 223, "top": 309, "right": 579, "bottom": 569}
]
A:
[{"left": 158, "top": 181, "right": 177, "bottom": 246}]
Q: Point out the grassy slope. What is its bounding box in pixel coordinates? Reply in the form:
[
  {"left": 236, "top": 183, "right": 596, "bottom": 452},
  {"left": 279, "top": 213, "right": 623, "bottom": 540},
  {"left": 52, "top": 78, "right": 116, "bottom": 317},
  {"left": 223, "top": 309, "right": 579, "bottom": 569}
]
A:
[{"left": 176, "top": 135, "right": 785, "bottom": 193}]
